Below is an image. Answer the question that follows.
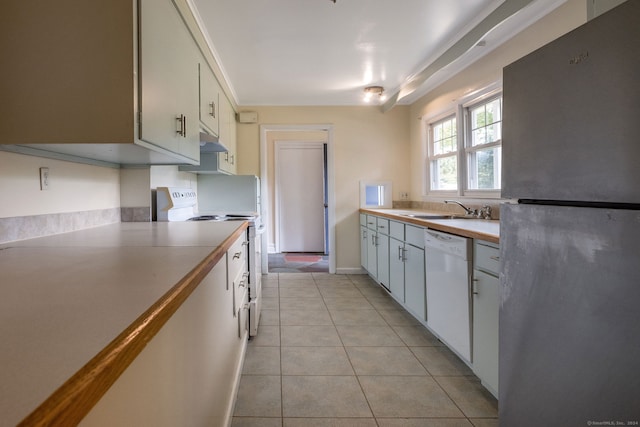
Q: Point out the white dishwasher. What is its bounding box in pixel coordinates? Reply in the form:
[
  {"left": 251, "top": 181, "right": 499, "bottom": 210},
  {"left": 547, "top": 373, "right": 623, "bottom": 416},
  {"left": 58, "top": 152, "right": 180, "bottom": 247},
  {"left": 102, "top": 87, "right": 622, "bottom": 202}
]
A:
[{"left": 424, "top": 228, "right": 472, "bottom": 363}]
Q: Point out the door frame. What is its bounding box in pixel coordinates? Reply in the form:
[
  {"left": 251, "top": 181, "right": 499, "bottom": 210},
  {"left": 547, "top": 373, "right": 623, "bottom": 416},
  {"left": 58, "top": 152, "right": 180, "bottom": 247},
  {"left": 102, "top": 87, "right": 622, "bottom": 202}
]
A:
[
  {"left": 274, "top": 140, "right": 327, "bottom": 254},
  {"left": 260, "top": 124, "right": 335, "bottom": 274}
]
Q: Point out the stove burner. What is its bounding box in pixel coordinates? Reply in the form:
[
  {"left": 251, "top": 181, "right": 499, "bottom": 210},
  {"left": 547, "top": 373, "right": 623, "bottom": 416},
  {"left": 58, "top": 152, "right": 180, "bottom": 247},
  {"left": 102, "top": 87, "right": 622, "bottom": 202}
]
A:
[{"left": 188, "top": 215, "right": 224, "bottom": 221}]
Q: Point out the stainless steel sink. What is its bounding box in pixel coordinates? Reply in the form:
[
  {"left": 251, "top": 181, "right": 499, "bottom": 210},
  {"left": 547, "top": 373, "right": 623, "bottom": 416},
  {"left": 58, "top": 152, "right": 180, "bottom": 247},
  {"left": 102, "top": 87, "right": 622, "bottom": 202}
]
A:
[
  {"left": 401, "top": 213, "right": 479, "bottom": 220},
  {"left": 401, "top": 214, "right": 453, "bottom": 220}
]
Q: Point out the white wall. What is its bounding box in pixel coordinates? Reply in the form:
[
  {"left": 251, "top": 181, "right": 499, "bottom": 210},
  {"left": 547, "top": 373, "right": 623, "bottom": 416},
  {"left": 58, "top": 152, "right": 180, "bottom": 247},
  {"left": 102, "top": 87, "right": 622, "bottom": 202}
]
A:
[{"left": 0, "top": 151, "right": 120, "bottom": 218}]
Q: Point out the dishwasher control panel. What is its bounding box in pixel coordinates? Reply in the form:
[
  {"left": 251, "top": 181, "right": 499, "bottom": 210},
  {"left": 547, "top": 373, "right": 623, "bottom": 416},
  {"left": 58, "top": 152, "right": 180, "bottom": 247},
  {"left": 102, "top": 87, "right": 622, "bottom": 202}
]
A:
[{"left": 424, "top": 229, "right": 471, "bottom": 260}]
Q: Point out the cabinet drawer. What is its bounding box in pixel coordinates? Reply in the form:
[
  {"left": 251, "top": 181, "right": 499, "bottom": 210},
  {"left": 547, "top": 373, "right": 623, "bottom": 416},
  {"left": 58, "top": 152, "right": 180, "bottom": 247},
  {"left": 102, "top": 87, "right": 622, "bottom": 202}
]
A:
[
  {"left": 389, "top": 220, "right": 404, "bottom": 240},
  {"left": 232, "top": 265, "right": 248, "bottom": 317},
  {"left": 474, "top": 240, "right": 500, "bottom": 276},
  {"left": 376, "top": 217, "right": 390, "bottom": 235},
  {"left": 365, "top": 215, "right": 377, "bottom": 229},
  {"left": 227, "top": 236, "right": 247, "bottom": 290},
  {"left": 360, "top": 213, "right": 367, "bottom": 226},
  {"left": 405, "top": 224, "right": 424, "bottom": 248}
]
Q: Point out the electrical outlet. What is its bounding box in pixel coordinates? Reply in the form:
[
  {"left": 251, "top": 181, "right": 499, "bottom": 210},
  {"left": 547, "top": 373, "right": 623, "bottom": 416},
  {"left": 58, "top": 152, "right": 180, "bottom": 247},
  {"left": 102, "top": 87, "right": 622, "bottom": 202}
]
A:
[
  {"left": 40, "top": 167, "right": 50, "bottom": 190},
  {"left": 400, "top": 192, "right": 409, "bottom": 200}
]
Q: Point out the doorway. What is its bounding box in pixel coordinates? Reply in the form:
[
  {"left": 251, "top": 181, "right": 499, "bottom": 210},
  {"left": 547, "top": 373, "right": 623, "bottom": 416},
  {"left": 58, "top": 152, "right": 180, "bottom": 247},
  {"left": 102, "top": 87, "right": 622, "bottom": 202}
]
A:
[
  {"left": 275, "top": 141, "right": 326, "bottom": 254},
  {"left": 259, "top": 124, "right": 335, "bottom": 274}
]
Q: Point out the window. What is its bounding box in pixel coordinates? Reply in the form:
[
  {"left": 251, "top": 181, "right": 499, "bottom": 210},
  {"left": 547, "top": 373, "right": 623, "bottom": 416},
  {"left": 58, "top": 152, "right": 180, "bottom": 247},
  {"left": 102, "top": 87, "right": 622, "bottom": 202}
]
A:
[
  {"left": 428, "top": 116, "right": 458, "bottom": 191},
  {"left": 466, "top": 96, "right": 502, "bottom": 190},
  {"left": 425, "top": 88, "right": 502, "bottom": 196}
]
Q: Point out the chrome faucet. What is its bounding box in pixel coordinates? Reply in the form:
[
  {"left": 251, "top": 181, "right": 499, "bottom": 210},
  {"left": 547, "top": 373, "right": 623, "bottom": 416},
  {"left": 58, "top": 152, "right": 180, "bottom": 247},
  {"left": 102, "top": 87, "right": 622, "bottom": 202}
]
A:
[
  {"left": 444, "top": 200, "right": 493, "bottom": 219},
  {"left": 444, "top": 200, "right": 476, "bottom": 216}
]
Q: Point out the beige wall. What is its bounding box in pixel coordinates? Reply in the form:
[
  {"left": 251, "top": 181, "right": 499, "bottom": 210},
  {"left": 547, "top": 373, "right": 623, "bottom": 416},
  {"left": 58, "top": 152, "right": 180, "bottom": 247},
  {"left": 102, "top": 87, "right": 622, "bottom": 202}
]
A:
[
  {"left": 0, "top": 151, "right": 120, "bottom": 218},
  {"left": 236, "top": 106, "right": 411, "bottom": 272},
  {"left": 408, "top": 0, "right": 587, "bottom": 202}
]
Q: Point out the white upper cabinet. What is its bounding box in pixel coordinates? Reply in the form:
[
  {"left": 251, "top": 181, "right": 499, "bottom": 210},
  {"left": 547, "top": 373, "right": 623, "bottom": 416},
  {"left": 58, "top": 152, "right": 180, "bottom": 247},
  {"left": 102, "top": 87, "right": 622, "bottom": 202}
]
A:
[
  {"left": 199, "top": 62, "right": 220, "bottom": 137},
  {"left": 139, "top": 0, "right": 200, "bottom": 163},
  {"left": 217, "top": 94, "right": 237, "bottom": 174},
  {"left": 0, "top": 0, "right": 204, "bottom": 165}
]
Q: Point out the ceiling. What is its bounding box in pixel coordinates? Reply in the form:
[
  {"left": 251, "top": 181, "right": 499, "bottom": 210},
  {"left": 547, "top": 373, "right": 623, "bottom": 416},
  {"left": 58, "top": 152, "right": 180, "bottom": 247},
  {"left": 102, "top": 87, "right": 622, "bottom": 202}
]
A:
[{"left": 188, "top": 0, "right": 566, "bottom": 108}]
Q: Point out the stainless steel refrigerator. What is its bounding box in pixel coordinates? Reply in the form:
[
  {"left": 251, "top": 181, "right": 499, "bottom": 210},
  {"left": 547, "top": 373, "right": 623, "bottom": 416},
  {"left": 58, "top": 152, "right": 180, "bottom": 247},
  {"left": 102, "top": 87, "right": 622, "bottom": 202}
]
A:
[{"left": 500, "top": 1, "right": 640, "bottom": 425}]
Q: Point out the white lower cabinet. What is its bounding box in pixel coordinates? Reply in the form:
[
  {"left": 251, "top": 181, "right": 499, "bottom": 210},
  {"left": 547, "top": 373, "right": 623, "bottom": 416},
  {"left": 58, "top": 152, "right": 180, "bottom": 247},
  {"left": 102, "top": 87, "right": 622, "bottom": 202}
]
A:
[
  {"left": 403, "top": 243, "right": 426, "bottom": 322},
  {"left": 361, "top": 214, "right": 390, "bottom": 289},
  {"left": 359, "top": 212, "right": 499, "bottom": 400},
  {"left": 384, "top": 220, "right": 425, "bottom": 320},
  {"left": 80, "top": 234, "right": 249, "bottom": 426},
  {"left": 389, "top": 237, "right": 405, "bottom": 302},
  {"left": 376, "top": 232, "right": 390, "bottom": 290},
  {"left": 472, "top": 240, "right": 500, "bottom": 398},
  {"left": 360, "top": 225, "right": 368, "bottom": 270}
]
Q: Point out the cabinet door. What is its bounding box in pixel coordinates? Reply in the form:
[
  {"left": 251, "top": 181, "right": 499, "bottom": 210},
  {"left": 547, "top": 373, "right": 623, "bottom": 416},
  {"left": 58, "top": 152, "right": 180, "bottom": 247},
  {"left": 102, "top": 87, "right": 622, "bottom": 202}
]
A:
[
  {"left": 199, "top": 63, "right": 220, "bottom": 136},
  {"left": 139, "top": 0, "right": 199, "bottom": 161},
  {"left": 389, "top": 238, "right": 405, "bottom": 302},
  {"left": 217, "top": 95, "right": 237, "bottom": 174},
  {"left": 376, "top": 233, "right": 389, "bottom": 290},
  {"left": 404, "top": 244, "right": 426, "bottom": 321},
  {"left": 367, "top": 230, "right": 378, "bottom": 278},
  {"left": 360, "top": 226, "right": 368, "bottom": 269},
  {"left": 472, "top": 269, "right": 499, "bottom": 396}
]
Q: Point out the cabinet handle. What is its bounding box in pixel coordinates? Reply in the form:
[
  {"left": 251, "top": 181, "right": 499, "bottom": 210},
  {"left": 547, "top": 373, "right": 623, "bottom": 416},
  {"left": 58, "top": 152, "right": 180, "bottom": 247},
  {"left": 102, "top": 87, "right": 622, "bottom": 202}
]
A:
[
  {"left": 378, "top": 225, "right": 385, "bottom": 229},
  {"left": 490, "top": 255, "right": 500, "bottom": 262},
  {"left": 398, "top": 246, "right": 403, "bottom": 260},
  {"left": 176, "top": 114, "right": 185, "bottom": 137},
  {"left": 233, "top": 252, "right": 242, "bottom": 259},
  {"left": 402, "top": 247, "right": 407, "bottom": 262},
  {"left": 363, "top": 230, "right": 367, "bottom": 239},
  {"left": 472, "top": 278, "right": 479, "bottom": 295},
  {"left": 209, "top": 101, "right": 216, "bottom": 118},
  {"left": 183, "top": 115, "right": 186, "bottom": 137},
  {"left": 239, "top": 280, "right": 246, "bottom": 288},
  {"left": 231, "top": 154, "right": 235, "bottom": 165}
]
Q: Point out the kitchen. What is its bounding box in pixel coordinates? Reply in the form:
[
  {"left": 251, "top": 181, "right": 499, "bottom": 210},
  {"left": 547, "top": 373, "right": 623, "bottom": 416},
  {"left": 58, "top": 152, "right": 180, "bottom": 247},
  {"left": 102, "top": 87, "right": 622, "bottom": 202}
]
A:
[{"left": 1, "top": 0, "right": 638, "bottom": 426}]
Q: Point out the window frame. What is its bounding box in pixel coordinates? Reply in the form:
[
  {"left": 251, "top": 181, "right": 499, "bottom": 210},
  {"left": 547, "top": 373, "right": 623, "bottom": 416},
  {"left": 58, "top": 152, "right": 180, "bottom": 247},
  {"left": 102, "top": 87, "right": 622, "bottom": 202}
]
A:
[
  {"left": 423, "top": 83, "right": 502, "bottom": 199},
  {"left": 427, "top": 113, "right": 459, "bottom": 194},
  {"left": 462, "top": 90, "right": 502, "bottom": 197}
]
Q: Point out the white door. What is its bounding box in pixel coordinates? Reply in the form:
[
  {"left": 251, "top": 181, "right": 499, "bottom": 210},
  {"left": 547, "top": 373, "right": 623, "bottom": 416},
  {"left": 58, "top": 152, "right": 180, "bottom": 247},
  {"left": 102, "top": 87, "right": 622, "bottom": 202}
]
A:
[{"left": 275, "top": 141, "right": 325, "bottom": 252}]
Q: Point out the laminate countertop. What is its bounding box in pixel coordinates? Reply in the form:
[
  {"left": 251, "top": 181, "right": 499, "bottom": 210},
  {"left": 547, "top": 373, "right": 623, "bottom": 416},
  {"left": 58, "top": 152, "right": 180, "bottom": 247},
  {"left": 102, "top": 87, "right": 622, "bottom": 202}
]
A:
[
  {"left": 360, "top": 208, "right": 500, "bottom": 244},
  {"left": 0, "top": 221, "right": 247, "bottom": 427}
]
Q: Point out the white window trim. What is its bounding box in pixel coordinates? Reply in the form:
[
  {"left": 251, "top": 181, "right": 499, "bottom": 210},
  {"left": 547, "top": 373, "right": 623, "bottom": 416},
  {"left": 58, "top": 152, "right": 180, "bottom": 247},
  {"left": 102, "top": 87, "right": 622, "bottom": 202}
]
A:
[
  {"left": 424, "top": 111, "right": 459, "bottom": 197},
  {"left": 462, "top": 89, "right": 502, "bottom": 198},
  {"left": 422, "top": 81, "right": 503, "bottom": 200}
]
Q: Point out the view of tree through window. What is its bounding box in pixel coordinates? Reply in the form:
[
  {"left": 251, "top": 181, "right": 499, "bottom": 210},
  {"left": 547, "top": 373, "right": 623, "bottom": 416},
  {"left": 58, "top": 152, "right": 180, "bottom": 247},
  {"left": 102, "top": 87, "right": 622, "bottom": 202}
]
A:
[
  {"left": 468, "top": 97, "right": 502, "bottom": 190},
  {"left": 430, "top": 117, "right": 457, "bottom": 190}
]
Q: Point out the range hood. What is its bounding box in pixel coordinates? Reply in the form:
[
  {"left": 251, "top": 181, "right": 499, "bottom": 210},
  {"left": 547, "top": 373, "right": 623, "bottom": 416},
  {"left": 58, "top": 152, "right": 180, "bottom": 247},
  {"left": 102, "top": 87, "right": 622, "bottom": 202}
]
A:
[{"left": 199, "top": 131, "right": 228, "bottom": 153}]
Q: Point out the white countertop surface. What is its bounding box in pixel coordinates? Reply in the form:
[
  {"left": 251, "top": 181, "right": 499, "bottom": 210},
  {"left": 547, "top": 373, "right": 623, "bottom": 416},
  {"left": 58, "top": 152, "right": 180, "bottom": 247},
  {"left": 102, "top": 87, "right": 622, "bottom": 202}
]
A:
[{"left": 0, "top": 221, "right": 245, "bottom": 426}]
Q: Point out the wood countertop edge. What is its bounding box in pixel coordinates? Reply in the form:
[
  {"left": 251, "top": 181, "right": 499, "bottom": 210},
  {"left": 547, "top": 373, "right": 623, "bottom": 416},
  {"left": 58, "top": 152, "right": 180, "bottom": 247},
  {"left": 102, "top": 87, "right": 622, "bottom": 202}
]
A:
[
  {"left": 17, "top": 223, "right": 248, "bottom": 426},
  {"left": 360, "top": 209, "right": 500, "bottom": 244}
]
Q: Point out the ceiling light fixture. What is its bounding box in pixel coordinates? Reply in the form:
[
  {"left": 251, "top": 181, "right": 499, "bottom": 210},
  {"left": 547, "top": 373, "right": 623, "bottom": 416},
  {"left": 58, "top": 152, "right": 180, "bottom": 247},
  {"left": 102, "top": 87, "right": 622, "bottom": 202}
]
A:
[{"left": 364, "top": 85, "right": 386, "bottom": 103}]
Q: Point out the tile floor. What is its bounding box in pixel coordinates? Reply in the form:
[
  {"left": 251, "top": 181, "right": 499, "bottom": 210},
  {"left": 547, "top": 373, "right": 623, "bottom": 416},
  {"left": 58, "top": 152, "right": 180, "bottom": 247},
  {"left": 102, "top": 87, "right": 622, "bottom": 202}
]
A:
[{"left": 232, "top": 272, "right": 498, "bottom": 426}]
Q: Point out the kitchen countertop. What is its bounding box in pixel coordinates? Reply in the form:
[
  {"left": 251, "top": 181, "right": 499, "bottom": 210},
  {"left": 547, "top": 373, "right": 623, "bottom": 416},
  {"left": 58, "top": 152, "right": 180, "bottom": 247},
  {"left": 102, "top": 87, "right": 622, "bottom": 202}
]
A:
[
  {"left": 0, "top": 221, "right": 247, "bottom": 427},
  {"left": 360, "top": 208, "right": 500, "bottom": 244}
]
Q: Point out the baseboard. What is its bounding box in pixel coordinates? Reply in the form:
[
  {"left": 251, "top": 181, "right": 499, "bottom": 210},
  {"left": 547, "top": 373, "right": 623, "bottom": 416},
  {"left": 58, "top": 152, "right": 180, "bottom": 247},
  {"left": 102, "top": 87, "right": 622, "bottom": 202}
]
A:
[{"left": 336, "top": 267, "right": 368, "bottom": 275}]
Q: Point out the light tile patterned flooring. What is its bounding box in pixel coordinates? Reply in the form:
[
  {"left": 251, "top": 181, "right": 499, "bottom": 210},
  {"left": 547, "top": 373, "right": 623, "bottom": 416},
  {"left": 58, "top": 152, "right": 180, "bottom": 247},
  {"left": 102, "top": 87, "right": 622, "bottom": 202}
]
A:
[{"left": 232, "top": 272, "right": 498, "bottom": 427}]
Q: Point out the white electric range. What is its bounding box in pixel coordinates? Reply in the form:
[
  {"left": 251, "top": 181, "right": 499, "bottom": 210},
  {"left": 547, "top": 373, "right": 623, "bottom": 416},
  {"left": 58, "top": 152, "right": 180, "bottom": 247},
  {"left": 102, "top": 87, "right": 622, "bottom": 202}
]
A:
[{"left": 156, "top": 187, "right": 264, "bottom": 337}]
